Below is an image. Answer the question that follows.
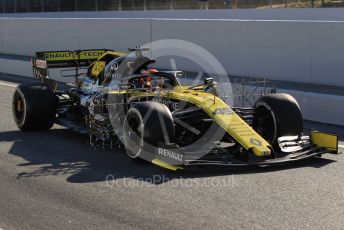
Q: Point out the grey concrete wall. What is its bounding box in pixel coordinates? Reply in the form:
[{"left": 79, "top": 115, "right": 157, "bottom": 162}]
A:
[
  {"left": 0, "top": 16, "right": 343, "bottom": 87},
  {"left": 0, "top": 11, "right": 344, "bottom": 125},
  {"left": 151, "top": 19, "right": 344, "bottom": 87},
  {"left": 0, "top": 18, "right": 3, "bottom": 53},
  {"left": 0, "top": 9, "right": 344, "bottom": 125},
  {"left": 279, "top": 89, "right": 344, "bottom": 125},
  {"left": 1, "top": 18, "right": 151, "bottom": 56},
  {"left": 0, "top": 58, "right": 31, "bottom": 77}
]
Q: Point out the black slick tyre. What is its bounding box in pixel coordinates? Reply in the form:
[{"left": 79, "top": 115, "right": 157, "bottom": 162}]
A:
[
  {"left": 123, "top": 101, "right": 175, "bottom": 161},
  {"left": 12, "top": 83, "right": 56, "bottom": 131},
  {"left": 253, "top": 93, "right": 303, "bottom": 145}
]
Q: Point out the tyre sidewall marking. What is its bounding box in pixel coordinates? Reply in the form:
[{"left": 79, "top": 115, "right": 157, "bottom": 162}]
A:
[{"left": 16, "top": 88, "right": 28, "bottom": 127}]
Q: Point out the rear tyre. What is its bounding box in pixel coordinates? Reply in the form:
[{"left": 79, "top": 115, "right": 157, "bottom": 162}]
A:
[
  {"left": 12, "top": 83, "right": 56, "bottom": 131},
  {"left": 252, "top": 93, "right": 303, "bottom": 145},
  {"left": 123, "top": 101, "right": 175, "bottom": 161}
]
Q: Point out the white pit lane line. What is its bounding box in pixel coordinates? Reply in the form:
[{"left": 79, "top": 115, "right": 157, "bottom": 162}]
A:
[{"left": 0, "top": 81, "right": 18, "bottom": 88}]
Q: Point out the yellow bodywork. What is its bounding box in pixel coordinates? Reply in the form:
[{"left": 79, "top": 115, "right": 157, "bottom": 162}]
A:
[
  {"left": 110, "top": 87, "right": 272, "bottom": 157},
  {"left": 311, "top": 131, "right": 339, "bottom": 153},
  {"left": 90, "top": 51, "right": 127, "bottom": 63},
  {"left": 41, "top": 49, "right": 127, "bottom": 78},
  {"left": 90, "top": 61, "right": 106, "bottom": 77},
  {"left": 168, "top": 89, "right": 272, "bottom": 156},
  {"left": 89, "top": 51, "right": 127, "bottom": 78},
  {"left": 152, "top": 159, "right": 183, "bottom": 171}
]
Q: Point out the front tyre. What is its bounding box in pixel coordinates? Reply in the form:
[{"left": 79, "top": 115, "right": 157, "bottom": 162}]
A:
[
  {"left": 123, "top": 101, "right": 175, "bottom": 161},
  {"left": 253, "top": 93, "right": 303, "bottom": 145},
  {"left": 12, "top": 84, "right": 56, "bottom": 131}
]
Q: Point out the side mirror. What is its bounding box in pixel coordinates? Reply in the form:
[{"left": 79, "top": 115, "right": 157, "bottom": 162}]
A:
[
  {"left": 203, "top": 78, "right": 214, "bottom": 85},
  {"left": 164, "top": 71, "right": 184, "bottom": 78}
]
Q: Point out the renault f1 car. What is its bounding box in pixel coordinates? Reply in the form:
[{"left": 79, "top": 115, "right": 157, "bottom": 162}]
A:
[{"left": 12, "top": 48, "right": 339, "bottom": 170}]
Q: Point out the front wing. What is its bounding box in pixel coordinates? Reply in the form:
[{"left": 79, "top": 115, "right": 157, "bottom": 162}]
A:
[{"left": 147, "top": 131, "right": 339, "bottom": 170}]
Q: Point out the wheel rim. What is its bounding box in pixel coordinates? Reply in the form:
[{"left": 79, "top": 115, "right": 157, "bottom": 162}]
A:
[
  {"left": 253, "top": 105, "right": 277, "bottom": 144},
  {"left": 13, "top": 91, "right": 26, "bottom": 126}
]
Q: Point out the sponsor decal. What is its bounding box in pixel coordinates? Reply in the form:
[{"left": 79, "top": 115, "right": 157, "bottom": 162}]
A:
[
  {"left": 158, "top": 148, "right": 183, "bottom": 162},
  {"left": 33, "top": 59, "right": 47, "bottom": 68},
  {"left": 250, "top": 138, "right": 262, "bottom": 146},
  {"left": 44, "top": 50, "right": 107, "bottom": 61},
  {"left": 91, "top": 61, "right": 106, "bottom": 76},
  {"left": 213, "top": 107, "right": 233, "bottom": 115}
]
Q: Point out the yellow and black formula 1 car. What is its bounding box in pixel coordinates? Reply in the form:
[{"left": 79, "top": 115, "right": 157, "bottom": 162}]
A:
[{"left": 12, "top": 48, "right": 339, "bottom": 170}]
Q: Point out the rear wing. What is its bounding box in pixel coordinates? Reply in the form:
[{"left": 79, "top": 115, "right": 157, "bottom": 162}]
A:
[{"left": 31, "top": 49, "right": 125, "bottom": 86}]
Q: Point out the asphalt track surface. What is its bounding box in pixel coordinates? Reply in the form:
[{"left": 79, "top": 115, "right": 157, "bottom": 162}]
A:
[{"left": 0, "top": 78, "right": 343, "bottom": 230}]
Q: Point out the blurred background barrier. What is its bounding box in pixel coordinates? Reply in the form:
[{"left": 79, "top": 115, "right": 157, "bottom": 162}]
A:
[
  {"left": 1, "top": 16, "right": 343, "bottom": 88},
  {"left": 0, "top": 0, "right": 344, "bottom": 13}
]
